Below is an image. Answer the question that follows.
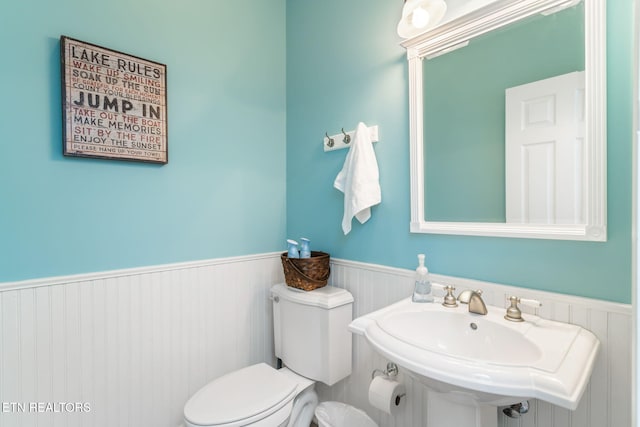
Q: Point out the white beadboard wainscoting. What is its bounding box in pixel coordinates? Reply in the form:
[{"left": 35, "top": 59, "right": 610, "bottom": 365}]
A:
[
  {"left": 0, "top": 253, "right": 284, "bottom": 427},
  {"left": 0, "top": 254, "right": 633, "bottom": 427},
  {"left": 319, "top": 258, "right": 633, "bottom": 427}
]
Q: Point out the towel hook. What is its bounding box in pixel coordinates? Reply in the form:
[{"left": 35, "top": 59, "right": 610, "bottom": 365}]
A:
[
  {"left": 341, "top": 128, "right": 351, "bottom": 144},
  {"left": 325, "top": 132, "right": 335, "bottom": 148}
]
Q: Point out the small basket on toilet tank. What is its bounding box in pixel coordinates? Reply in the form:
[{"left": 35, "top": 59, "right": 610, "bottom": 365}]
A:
[
  {"left": 280, "top": 251, "right": 331, "bottom": 291},
  {"left": 271, "top": 284, "right": 353, "bottom": 386}
]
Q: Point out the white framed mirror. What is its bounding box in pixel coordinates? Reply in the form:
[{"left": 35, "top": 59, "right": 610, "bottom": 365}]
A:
[{"left": 404, "top": 0, "right": 606, "bottom": 241}]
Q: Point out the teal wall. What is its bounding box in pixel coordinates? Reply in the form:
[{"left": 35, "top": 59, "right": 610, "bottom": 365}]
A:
[
  {"left": 0, "top": 0, "right": 286, "bottom": 281},
  {"left": 1, "top": 0, "right": 634, "bottom": 304},
  {"left": 286, "top": 0, "right": 634, "bottom": 303},
  {"left": 424, "top": 5, "right": 584, "bottom": 222}
]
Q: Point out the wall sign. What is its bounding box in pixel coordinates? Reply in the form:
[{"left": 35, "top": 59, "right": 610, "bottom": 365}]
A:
[{"left": 61, "top": 36, "right": 168, "bottom": 164}]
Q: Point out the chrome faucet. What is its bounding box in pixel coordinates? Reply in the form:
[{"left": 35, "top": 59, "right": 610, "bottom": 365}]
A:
[{"left": 457, "top": 289, "right": 488, "bottom": 315}]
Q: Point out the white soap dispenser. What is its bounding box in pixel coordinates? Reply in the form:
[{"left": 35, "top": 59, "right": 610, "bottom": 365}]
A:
[{"left": 412, "top": 254, "right": 434, "bottom": 303}]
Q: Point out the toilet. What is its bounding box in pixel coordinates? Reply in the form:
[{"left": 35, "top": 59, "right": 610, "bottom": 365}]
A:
[{"left": 183, "top": 283, "right": 354, "bottom": 427}]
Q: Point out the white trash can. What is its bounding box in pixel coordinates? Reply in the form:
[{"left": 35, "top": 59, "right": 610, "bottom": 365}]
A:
[{"left": 315, "top": 401, "right": 378, "bottom": 427}]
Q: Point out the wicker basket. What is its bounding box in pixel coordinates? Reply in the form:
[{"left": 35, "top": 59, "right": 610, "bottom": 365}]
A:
[{"left": 281, "top": 251, "right": 330, "bottom": 291}]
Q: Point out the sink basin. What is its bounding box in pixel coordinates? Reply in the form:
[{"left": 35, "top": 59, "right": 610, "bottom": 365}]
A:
[
  {"left": 378, "top": 310, "right": 544, "bottom": 366},
  {"left": 349, "top": 297, "right": 599, "bottom": 410}
]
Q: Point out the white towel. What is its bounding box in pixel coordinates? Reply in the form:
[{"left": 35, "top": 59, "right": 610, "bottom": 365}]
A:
[{"left": 334, "top": 122, "right": 381, "bottom": 235}]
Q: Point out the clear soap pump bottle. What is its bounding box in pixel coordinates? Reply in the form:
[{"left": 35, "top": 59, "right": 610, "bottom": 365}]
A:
[{"left": 412, "top": 254, "right": 434, "bottom": 303}]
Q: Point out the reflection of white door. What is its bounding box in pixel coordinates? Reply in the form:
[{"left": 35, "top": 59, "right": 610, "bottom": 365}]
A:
[{"left": 505, "top": 71, "right": 585, "bottom": 224}]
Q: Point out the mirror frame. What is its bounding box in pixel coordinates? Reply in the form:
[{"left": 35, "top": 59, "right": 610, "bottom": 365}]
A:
[{"left": 404, "top": 0, "right": 606, "bottom": 241}]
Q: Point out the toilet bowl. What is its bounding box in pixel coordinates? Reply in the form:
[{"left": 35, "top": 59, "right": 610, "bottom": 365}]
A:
[
  {"left": 183, "top": 284, "right": 354, "bottom": 427},
  {"left": 184, "top": 363, "right": 316, "bottom": 427}
]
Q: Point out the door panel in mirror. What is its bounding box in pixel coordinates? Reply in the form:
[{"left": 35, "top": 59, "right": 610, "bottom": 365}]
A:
[{"left": 505, "top": 71, "right": 586, "bottom": 224}]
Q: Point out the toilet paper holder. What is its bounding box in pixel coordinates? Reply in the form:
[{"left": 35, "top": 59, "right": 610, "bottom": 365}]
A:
[
  {"left": 371, "top": 362, "right": 399, "bottom": 379},
  {"left": 370, "top": 362, "right": 406, "bottom": 408}
]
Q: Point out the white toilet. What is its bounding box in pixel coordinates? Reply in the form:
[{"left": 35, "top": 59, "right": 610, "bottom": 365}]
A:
[{"left": 183, "top": 284, "right": 354, "bottom": 427}]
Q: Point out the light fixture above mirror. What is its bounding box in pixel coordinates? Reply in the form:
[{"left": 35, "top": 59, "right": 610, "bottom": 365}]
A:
[
  {"left": 402, "top": 0, "right": 607, "bottom": 241},
  {"left": 397, "top": 0, "right": 447, "bottom": 38}
]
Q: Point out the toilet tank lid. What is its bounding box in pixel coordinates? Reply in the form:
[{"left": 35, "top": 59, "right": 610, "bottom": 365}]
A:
[
  {"left": 183, "top": 363, "right": 297, "bottom": 426},
  {"left": 271, "top": 284, "right": 354, "bottom": 309}
]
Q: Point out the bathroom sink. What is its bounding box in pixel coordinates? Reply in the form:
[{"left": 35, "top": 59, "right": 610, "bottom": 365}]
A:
[
  {"left": 378, "top": 310, "right": 544, "bottom": 366},
  {"left": 349, "top": 297, "right": 599, "bottom": 410}
]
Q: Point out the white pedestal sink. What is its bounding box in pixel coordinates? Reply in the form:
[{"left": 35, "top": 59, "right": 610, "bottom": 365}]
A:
[{"left": 349, "top": 297, "right": 599, "bottom": 427}]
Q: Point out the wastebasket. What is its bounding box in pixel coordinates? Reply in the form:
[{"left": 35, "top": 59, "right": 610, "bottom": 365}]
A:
[{"left": 315, "top": 401, "right": 378, "bottom": 427}]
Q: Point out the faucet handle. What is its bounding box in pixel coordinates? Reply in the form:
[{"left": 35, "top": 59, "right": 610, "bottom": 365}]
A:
[
  {"left": 504, "top": 296, "right": 542, "bottom": 322},
  {"left": 442, "top": 285, "right": 458, "bottom": 308},
  {"left": 505, "top": 296, "right": 523, "bottom": 322}
]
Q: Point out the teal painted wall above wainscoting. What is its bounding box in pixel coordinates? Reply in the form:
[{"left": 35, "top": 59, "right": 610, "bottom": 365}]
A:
[
  {"left": 0, "top": 0, "right": 286, "bottom": 281},
  {"left": 286, "top": 0, "right": 634, "bottom": 303},
  {"left": 0, "top": 0, "right": 634, "bottom": 304}
]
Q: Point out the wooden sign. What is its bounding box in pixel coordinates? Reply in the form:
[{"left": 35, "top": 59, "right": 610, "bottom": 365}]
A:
[{"left": 60, "top": 36, "right": 168, "bottom": 164}]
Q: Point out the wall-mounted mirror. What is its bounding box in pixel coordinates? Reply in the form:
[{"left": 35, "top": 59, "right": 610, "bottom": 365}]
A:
[{"left": 403, "top": 0, "right": 606, "bottom": 240}]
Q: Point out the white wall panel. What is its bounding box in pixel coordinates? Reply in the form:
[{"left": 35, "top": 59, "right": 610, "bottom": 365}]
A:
[
  {"left": 0, "top": 253, "right": 283, "bottom": 427},
  {"left": 322, "top": 259, "right": 633, "bottom": 427},
  {"left": 0, "top": 255, "right": 631, "bottom": 427}
]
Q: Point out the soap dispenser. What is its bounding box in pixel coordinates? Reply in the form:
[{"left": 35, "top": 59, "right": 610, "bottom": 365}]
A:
[
  {"left": 412, "top": 254, "right": 434, "bottom": 303},
  {"left": 299, "top": 238, "right": 311, "bottom": 258},
  {"left": 287, "top": 239, "right": 300, "bottom": 258}
]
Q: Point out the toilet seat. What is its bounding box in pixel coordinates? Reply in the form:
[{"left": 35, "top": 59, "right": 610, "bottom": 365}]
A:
[{"left": 184, "top": 363, "right": 298, "bottom": 427}]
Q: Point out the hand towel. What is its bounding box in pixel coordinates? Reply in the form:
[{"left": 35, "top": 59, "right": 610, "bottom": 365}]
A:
[{"left": 334, "top": 122, "right": 381, "bottom": 235}]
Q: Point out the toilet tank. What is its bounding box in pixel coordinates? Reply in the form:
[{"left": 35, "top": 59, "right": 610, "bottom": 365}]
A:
[{"left": 271, "top": 284, "right": 353, "bottom": 386}]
